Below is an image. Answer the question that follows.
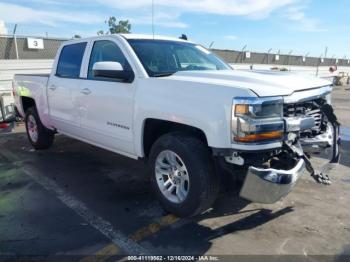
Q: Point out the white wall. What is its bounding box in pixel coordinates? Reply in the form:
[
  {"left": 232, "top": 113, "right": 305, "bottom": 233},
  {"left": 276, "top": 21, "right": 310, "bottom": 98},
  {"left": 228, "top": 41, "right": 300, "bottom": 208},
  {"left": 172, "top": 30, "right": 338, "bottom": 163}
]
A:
[{"left": 0, "top": 59, "right": 53, "bottom": 92}]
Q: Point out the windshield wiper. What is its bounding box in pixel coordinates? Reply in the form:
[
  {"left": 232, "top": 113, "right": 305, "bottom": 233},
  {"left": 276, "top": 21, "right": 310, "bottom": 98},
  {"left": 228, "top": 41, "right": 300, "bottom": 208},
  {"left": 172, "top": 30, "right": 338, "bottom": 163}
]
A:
[{"left": 153, "top": 72, "right": 175, "bottom": 77}]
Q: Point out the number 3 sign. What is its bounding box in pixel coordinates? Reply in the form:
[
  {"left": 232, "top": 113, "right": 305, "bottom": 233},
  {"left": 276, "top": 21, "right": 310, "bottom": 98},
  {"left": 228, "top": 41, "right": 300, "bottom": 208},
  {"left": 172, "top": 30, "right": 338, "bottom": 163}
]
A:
[{"left": 27, "top": 38, "right": 44, "bottom": 49}]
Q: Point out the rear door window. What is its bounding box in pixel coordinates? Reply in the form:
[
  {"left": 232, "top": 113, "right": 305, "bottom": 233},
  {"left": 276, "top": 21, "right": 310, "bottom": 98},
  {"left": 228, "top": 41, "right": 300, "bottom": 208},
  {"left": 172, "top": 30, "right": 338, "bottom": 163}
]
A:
[{"left": 56, "top": 42, "right": 87, "bottom": 78}]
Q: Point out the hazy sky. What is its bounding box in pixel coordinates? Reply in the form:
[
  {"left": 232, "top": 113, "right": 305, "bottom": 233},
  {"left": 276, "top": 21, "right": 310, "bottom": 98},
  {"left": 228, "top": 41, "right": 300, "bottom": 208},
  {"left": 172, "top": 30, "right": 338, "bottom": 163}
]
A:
[{"left": 0, "top": 0, "right": 349, "bottom": 57}]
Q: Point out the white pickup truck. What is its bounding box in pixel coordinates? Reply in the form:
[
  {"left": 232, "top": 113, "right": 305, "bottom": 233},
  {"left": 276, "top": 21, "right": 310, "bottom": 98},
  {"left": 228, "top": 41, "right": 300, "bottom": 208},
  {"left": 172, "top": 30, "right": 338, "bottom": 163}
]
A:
[{"left": 13, "top": 34, "right": 340, "bottom": 217}]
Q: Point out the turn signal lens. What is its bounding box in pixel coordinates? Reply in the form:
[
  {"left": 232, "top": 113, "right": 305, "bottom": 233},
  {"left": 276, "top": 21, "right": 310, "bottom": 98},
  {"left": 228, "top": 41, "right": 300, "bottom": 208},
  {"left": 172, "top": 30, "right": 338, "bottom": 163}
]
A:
[
  {"left": 234, "top": 131, "right": 283, "bottom": 143},
  {"left": 235, "top": 104, "right": 249, "bottom": 115}
]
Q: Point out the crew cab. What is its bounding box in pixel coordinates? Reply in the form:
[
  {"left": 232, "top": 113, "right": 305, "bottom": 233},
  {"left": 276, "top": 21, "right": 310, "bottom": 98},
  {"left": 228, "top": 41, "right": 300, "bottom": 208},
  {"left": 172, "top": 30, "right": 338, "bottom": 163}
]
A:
[{"left": 13, "top": 34, "right": 340, "bottom": 217}]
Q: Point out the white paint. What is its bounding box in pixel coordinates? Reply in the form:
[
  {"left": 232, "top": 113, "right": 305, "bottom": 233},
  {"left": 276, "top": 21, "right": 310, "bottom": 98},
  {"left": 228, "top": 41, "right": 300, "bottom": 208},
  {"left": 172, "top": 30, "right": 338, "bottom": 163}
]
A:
[
  {"left": 0, "top": 59, "right": 53, "bottom": 107},
  {"left": 13, "top": 75, "right": 52, "bottom": 128},
  {"left": 121, "top": 33, "right": 192, "bottom": 44},
  {"left": 1, "top": 148, "right": 149, "bottom": 255},
  {"left": 13, "top": 35, "right": 337, "bottom": 158},
  {"left": 93, "top": 61, "right": 123, "bottom": 71},
  {"left": 27, "top": 38, "right": 44, "bottom": 49}
]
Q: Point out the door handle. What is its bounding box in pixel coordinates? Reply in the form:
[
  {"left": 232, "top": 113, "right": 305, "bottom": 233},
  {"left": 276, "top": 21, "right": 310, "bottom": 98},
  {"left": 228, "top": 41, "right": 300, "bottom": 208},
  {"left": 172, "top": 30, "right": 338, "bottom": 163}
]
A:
[
  {"left": 81, "top": 88, "right": 91, "bottom": 95},
  {"left": 48, "top": 85, "right": 57, "bottom": 91}
]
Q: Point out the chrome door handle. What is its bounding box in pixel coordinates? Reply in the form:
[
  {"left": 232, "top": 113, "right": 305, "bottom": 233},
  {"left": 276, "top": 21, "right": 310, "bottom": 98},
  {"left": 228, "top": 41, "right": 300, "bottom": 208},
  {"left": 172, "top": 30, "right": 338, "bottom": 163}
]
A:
[
  {"left": 49, "top": 85, "right": 57, "bottom": 91},
  {"left": 81, "top": 88, "right": 91, "bottom": 95}
]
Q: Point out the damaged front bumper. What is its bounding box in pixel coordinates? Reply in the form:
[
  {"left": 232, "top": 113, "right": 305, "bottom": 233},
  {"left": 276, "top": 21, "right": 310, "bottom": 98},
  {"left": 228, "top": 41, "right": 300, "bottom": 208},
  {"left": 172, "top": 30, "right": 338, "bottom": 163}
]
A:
[
  {"left": 236, "top": 102, "right": 340, "bottom": 203},
  {"left": 239, "top": 158, "right": 305, "bottom": 204},
  {"left": 224, "top": 86, "right": 341, "bottom": 204},
  {"left": 238, "top": 119, "right": 340, "bottom": 203}
]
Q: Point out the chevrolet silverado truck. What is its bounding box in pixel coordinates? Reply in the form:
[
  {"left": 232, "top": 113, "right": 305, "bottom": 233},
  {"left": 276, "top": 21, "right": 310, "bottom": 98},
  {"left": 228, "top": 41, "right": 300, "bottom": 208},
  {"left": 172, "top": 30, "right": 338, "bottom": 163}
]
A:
[{"left": 13, "top": 34, "right": 340, "bottom": 217}]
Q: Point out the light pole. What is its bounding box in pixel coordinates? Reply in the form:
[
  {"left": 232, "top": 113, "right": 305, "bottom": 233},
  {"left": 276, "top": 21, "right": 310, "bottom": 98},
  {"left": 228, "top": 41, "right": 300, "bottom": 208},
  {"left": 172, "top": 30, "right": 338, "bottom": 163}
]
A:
[
  {"left": 13, "top": 24, "right": 19, "bottom": 60},
  {"left": 266, "top": 48, "right": 272, "bottom": 64},
  {"left": 287, "top": 50, "right": 293, "bottom": 66},
  {"left": 241, "top": 44, "right": 247, "bottom": 63},
  {"left": 303, "top": 52, "right": 309, "bottom": 64}
]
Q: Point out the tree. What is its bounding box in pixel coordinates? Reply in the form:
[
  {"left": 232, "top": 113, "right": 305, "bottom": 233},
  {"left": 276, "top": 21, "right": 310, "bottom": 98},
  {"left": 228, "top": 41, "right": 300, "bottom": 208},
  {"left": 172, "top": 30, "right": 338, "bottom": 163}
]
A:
[
  {"left": 97, "top": 17, "right": 131, "bottom": 35},
  {"left": 73, "top": 34, "right": 81, "bottom": 38}
]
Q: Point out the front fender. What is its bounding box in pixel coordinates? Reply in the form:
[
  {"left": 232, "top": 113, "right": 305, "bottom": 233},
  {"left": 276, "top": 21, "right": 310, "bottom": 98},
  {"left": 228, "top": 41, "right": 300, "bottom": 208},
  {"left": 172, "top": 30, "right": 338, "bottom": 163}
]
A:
[{"left": 133, "top": 78, "right": 255, "bottom": 157}]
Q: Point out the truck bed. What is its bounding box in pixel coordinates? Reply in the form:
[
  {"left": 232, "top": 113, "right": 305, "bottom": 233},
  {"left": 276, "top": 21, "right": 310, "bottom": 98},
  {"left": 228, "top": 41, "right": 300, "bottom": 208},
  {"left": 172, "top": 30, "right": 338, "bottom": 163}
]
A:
[{"left": 13, "top": 74, "right": 50, "bottom": 118}]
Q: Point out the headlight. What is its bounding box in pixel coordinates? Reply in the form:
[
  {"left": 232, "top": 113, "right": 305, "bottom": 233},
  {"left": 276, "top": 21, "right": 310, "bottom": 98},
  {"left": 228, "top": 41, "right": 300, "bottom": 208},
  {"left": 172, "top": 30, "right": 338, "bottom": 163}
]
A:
[{"left": 232, "top": 97, "right": 284, "bottom": 143}]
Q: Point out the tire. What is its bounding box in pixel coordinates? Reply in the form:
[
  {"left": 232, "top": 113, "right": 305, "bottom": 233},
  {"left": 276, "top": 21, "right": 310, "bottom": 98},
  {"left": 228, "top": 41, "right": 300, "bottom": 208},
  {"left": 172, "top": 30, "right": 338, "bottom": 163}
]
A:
[
  {"left": 25, "top": 107, "right": 54, "bottom": 150},
  {"left": 149, "top": 132, "right": 220, "bottom": 217}
]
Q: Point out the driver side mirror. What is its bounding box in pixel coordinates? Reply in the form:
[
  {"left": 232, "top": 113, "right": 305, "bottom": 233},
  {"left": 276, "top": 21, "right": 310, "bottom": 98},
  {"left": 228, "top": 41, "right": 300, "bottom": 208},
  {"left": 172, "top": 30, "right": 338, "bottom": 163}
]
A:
[{"left": 92, "top": 61, "right": 134, "bottom": 82}]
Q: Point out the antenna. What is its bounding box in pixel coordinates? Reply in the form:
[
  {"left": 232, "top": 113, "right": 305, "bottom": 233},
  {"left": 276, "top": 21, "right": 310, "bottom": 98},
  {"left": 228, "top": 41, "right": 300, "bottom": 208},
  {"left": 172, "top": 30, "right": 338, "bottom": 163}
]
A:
[{"left": 152, "top": 0, "right": 155, "bottom": 39}]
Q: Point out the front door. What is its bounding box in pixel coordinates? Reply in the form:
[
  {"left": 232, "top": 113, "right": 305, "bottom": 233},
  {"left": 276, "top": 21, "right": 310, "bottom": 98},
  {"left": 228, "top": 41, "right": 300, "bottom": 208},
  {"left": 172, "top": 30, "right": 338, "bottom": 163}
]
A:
[{"left": 77, "top": 39, "right": 135, "bottom": 155}]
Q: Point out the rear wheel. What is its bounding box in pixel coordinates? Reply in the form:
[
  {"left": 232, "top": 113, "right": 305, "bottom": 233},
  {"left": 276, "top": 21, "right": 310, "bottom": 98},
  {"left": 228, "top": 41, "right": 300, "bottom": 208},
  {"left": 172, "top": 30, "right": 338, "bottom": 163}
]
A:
[
  {"left": 25, "top": 107, "right": 54, "bottom": 150},
  {"left": 149, "top": 132, "right": 220, "bottom": 217}
]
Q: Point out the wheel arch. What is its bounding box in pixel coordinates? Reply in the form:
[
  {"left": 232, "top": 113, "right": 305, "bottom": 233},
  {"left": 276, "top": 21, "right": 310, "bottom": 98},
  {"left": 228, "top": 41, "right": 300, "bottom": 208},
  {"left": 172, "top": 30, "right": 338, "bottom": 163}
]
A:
[
  {"left": 142, "top": 118, "right": 209, "bottom": 158},
  {"left": 20, "top": 96, "right": 53, "bottom": 131},
  {"left": 21, "top": 96, "right": 36, "bottom": 114}
]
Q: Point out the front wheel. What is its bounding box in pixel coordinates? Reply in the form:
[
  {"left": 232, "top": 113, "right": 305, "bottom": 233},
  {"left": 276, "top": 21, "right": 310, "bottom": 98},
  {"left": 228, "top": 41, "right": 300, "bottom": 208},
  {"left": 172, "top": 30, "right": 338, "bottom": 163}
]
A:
[
  {"left": 149, "top": 132, "right": 220, "bottom": 217},
  {"left": 25, "top": 107, "right": 55, "bottom": 150}
]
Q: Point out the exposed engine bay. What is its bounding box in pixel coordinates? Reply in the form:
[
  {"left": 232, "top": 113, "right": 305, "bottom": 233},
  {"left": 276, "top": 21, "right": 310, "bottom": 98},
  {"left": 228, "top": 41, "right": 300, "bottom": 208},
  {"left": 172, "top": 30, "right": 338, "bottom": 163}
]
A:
[
  {"left": 225, "top": 91, "right": 341, "bottom": 203},
  {"left": 285, "top": 97, "right": 340, "bottom": 184}
]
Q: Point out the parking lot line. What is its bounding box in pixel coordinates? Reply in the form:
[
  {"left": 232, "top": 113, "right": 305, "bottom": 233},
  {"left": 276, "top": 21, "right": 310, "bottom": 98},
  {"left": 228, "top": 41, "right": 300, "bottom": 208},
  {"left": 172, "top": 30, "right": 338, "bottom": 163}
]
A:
[
  {"left": 80, "top": 214, "right": 180, "bottom": 261},
  {"left": 0, "top": 148, "right": 149, "bottom": 256},
  {"left": 129, "top": 214, "right": 180, "bottom": 242}
]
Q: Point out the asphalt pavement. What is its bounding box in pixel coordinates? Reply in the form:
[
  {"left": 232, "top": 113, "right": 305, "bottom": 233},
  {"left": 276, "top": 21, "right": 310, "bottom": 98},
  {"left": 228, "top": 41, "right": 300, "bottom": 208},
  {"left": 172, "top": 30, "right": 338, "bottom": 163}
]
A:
[{"left": 0, "top": 87, "right": 350, "bottom": 260}]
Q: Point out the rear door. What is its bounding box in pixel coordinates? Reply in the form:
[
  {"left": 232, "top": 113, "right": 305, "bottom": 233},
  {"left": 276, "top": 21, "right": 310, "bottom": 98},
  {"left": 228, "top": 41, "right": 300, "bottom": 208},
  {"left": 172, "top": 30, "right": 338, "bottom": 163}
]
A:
[
  {"left": 77, "top": 38, "right": 136, "bottom": 155},
  {"left": 47, "top": 42, "right": 87, "bottom": 136}
]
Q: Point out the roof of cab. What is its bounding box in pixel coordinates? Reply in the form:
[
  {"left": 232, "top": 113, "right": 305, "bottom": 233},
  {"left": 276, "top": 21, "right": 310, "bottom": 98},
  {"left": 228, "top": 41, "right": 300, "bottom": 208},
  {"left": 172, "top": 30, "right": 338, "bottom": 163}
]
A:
[
  {"left": 62, "top": 34, "right": 194, "bottom": 46},
  {"left": 120, "top": 33, "right": 193, "bottom": 43}
]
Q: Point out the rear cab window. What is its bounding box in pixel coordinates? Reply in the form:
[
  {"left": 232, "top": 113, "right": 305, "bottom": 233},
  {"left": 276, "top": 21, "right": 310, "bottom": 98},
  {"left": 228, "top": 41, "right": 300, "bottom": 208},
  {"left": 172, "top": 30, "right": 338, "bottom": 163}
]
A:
[{"left": 56, "top": 42, "right": 87, "bottom": 78}]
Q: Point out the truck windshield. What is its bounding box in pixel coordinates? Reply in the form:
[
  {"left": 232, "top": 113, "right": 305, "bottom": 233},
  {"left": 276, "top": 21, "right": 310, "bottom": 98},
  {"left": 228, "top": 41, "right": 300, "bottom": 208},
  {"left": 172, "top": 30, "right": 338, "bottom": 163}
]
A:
[{"left": 127, "top": 39, "right": 231, "bottom": 77}]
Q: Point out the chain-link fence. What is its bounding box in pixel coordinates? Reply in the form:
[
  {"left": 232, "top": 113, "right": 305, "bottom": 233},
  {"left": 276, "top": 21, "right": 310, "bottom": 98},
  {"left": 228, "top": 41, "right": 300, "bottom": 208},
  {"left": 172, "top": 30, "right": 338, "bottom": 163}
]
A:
[
  {"left": 0, "top": 36, "right": 65, "bottom": 60},
  {"left": 211, "top": 49, "right": 350, "bottom": 67},
  {"left": 1, "top": 35, "right": 350, "bottom": 67}
]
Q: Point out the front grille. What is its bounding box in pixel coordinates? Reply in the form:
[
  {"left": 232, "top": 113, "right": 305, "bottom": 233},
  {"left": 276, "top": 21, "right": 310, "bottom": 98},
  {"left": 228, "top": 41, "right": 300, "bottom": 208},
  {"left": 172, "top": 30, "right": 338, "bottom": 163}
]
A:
[{"left": 283, "top": 100, "right": 323, "bottom": 133}]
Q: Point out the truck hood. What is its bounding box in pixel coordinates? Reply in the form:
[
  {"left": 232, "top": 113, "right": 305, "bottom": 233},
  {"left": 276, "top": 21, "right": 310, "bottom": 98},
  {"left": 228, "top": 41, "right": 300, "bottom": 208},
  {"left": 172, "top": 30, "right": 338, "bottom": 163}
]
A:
[{"left": 170, "top": 70, "right": 331, "bottom": 97}]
